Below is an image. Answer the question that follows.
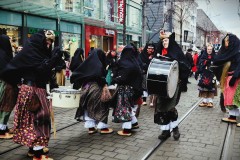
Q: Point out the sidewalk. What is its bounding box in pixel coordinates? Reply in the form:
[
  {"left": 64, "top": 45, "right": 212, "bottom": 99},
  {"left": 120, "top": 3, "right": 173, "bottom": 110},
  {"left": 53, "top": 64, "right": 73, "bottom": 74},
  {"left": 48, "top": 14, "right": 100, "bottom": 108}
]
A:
[
  {"left": 149, "top": 81, "right": 240, "bottom": 160},
  {"left": 1, "top": 77, "right": 232, "bottom": 160}
]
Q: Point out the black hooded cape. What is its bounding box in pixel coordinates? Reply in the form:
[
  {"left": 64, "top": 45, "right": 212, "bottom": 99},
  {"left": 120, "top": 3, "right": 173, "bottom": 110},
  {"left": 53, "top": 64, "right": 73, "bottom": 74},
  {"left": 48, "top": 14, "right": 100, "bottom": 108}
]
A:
[
  {"left": 70, "top": 48, "right": 84, "bottom": 72},
  {"left": 113, "top": 45, "right": 143, "bottom": 94},
  {"left": 140, "top": 43, "right": 155, "bottom": 73},
  {"left": 70, "top": 49, "right": 107, "bottom": 87},
  {"left": 213, "top": 33, "right": 240, "bottom": 78},
  {"left": 0, "top": 30, "right": 61, "bottom": 87},
  {"left": 0, "top": 34, "right": 13, "bottom": 73},
  {"left": 198, "top": 48, "right": 216, "bottom": 73}
]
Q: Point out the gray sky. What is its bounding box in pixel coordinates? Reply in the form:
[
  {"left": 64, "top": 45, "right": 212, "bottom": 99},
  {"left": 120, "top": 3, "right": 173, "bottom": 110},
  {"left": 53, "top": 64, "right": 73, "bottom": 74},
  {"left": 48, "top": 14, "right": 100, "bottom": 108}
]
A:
[{"left": 196, "top": 0, "right": 240, "bottom": 38}]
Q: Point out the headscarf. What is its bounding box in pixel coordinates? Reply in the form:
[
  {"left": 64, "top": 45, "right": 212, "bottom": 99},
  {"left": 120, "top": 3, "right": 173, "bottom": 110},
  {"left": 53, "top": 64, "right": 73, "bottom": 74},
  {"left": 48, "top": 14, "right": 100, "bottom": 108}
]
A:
[
  {"left": 70, "top": 49, "right": 107, "bottom": 86},
  {"left": 116, "top": 45, "right": 143, "bottom": 91},
  {"left": 70, "top": 48, "right": 84, "bottom": 72},
  {"left": 0, "top": 30, "right": 53, "bottom": 85},
  {"left": 140, "top": 43, "right": 155, "bottom": 70},
  {"left": 213, "top": 33, "right": 240, "bottom": 65},
  {"left": 154, "top": 32, "right": 191, "bottom": 80},
  {"left": 198, "top": 48, "right": 216, "bottom": 73},
  {"left": 0, "top": 34, "right": 13, "bottom": 72}
]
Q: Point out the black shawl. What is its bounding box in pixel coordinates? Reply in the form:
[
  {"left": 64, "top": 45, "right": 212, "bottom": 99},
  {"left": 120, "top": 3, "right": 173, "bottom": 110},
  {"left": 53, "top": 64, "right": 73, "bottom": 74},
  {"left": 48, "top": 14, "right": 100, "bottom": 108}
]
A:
[
  {"left": 70, "top": 49, "right": 107, "bottom": 87},
  {"left": 198, "top": 48, "right": 216, "bottom": 73},
  {"left": 0, "top": 30, "right": 57, "bottom": 86},
  {"left": 0, "top": 34, "right": 13, "bottom": 73},
  {"left": 154, "top": 32, "right": 191, "bottom": 80},
  {"left": 140, "top": 43, "right": 155, "bottom": 72},
  {"left": 213, "top": 33, "right": 240, "bottom": 78},
  {"left": 113, "top": 45, "right": 143, "bottom": 93},
  {"left": 70, "top": 48, "right": 84, "bottom": 72}
]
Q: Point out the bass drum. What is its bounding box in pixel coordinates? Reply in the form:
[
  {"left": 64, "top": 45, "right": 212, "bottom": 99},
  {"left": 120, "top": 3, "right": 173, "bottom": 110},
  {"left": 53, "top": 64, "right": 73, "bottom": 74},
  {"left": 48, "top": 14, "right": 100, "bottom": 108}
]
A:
[{"left": 146, "top": 58, "right": 179, "bottom": 98}]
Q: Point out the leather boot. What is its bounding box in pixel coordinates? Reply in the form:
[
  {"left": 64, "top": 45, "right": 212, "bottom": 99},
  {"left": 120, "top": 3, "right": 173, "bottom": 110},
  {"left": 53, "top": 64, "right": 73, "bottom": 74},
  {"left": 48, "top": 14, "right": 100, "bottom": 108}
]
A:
[
  {"left": 158, "top": 130, "right": 171, "bottom": 140},
  {"left": 172, "top": 127, "right": 180, "bottom": 140}
]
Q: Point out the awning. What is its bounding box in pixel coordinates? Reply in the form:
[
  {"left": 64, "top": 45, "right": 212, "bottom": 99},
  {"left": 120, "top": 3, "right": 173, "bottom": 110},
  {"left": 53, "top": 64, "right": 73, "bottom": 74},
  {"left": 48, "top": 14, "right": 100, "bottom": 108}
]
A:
[{"left": 0, "top": 0, "right": 84, "bottom": 23}]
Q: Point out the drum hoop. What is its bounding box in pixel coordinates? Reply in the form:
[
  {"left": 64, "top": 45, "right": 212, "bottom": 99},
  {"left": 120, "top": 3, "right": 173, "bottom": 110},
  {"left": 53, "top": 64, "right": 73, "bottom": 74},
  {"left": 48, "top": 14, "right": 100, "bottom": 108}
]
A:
[
  {"left": 166, "top": 60, "right": 179, "bottom": 98},
  {"left": 51, "top": 89, "right": 81, "bottom": 94}
]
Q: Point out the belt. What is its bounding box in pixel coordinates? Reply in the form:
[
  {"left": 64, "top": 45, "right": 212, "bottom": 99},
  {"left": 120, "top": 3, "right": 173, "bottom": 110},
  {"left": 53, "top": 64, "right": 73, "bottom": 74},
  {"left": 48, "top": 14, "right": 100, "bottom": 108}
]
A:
[{"left": 23, "top": 80, "right": 36, "bottom": 86}]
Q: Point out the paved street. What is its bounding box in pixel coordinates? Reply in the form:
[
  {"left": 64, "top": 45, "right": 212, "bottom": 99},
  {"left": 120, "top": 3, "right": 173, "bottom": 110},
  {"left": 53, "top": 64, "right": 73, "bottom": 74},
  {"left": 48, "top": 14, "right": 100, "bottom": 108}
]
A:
[{"left": 0, "top": 78, "right": 239, "bottom": 160}]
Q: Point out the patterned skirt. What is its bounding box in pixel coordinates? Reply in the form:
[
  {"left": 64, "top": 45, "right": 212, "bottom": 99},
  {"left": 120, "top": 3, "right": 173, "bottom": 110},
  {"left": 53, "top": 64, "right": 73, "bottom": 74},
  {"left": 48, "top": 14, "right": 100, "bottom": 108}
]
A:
[
  {"left": 75, "top": 82, "right": 109, "bottom": 123},
  {"left": 0, "top": 80, "right": 18, "bottom": 112},
  {"left": 112, "top": 85, "right": 134, "bottom": 123},
  {"left": 13, "top": 84, "right": 51, "bottom": 147}
]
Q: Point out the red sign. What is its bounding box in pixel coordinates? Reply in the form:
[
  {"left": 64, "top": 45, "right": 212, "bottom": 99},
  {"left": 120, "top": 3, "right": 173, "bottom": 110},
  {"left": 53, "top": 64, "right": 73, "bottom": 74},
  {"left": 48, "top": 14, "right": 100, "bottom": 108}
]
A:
[{"left": 118, "top": 0, "right": 125, "bottom": 24}]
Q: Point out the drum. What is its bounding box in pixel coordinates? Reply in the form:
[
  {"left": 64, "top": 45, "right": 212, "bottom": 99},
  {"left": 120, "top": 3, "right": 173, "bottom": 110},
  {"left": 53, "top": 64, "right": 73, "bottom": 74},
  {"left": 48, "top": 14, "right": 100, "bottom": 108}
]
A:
[
  {"left": 51, "top": 88, "right": 81, "bottom": 108},
  {"left": 146, "top": 58, "right": 179, "bottom": 98}
]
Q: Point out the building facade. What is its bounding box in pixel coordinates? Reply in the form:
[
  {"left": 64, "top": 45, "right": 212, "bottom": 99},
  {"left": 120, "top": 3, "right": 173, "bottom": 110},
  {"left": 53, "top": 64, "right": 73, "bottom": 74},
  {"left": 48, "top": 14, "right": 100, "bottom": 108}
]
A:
[
  {"left": 0, "top": 0, "right": 142, "bottom": 57},
  {"left": 196, "top": 9, "right": 221, "bottom": 50}
]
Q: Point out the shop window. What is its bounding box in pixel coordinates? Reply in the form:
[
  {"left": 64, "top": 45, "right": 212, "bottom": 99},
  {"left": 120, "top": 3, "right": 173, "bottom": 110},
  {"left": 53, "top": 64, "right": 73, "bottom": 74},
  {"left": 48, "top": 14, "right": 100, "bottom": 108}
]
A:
[
  {"left": 83, "top": 0, "right": 100, "bottom": 19},
  {"left": 0, "top": 25, "right": 22, "bottom": 54},
  {"left": 62, "top": 32, "right": 81, "bottom": 57},
  {"left": 89, "top": 35, "right": 102, "bottom": 49}
]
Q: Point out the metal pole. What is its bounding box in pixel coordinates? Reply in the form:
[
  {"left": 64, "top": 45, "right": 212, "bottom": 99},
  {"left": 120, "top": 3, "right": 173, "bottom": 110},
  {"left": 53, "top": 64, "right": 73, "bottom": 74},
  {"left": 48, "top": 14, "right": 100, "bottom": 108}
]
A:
[
  {"left": 141, "top": 0, "right": 146, "bottom": 46},
  {"left": 123, "top": 0, "right": 127, "bottom": 45}
]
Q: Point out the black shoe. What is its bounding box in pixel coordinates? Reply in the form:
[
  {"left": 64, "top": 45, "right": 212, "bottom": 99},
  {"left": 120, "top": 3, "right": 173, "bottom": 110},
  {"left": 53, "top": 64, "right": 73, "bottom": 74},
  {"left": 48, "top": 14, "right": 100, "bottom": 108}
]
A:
[
  {"left": 172, "top": 127, "right": 180, "bottom": 140},
  {"left": 158, "top": 130, "right": 171, "bottom": 140}
]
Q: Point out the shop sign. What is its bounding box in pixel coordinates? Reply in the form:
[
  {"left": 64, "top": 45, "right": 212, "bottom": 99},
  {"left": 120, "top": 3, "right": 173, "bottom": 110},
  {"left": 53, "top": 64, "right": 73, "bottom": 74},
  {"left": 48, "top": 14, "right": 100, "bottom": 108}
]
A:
[
  {"left": 28, "top": 28, "right": 60, "bottom": 36},
  {"left": 106, "top": 29, "right": 115, "bottom": 35},
  {"left": 118, "top": 0, "right": 125, "bottom": 24}
]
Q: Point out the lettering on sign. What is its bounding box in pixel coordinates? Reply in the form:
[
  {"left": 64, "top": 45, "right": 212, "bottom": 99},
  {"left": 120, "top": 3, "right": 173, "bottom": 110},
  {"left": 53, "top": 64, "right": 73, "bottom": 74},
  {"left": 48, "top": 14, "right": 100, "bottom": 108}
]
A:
[
  {"left": 106, "top": 29, "right": 115, "bottom": 35},
  {"left": 118, "top": 0, "right": 124, "bottom": 24}
]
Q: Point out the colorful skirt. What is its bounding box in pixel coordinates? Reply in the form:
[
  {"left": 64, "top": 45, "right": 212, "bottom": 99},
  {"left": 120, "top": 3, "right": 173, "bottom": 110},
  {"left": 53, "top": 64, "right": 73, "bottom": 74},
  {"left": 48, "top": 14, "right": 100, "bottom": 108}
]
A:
[
  {"left": 0, "top": 80, "right": 18, "bottom": 112},
  {"left": 112, "top": 85, "right": 134, "bottom": 123},
  {"left": 13, "top": 85, "right": 51, "bottom": 147},
  {"left": 224, "top": 76, "right": 240, "bottom": 106}
]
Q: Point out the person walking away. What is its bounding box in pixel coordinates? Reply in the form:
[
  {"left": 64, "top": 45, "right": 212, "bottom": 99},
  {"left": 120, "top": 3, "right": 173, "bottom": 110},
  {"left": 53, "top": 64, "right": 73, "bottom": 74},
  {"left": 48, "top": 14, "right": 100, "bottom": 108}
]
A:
[
  {"left": 69, "top": 48, "right": 85, "bottom": 90},
  {"left": 71, "top": 49, "right": 113, "bottom": 134},
  {"left": 112, "top": 45, "right": 143, "bottom": 136}
]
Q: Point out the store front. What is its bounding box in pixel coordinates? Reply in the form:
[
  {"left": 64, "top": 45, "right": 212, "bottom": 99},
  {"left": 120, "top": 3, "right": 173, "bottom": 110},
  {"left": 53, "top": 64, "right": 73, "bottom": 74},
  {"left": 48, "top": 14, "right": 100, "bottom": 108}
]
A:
[
  {"left": 0, "top": 10, "right": 23, "bottom": 52},
  {"left": 60, "top": 21, "right": 82, "bottom": 57},
  {"left": 85, "top": 25, "right": 117, "bottom": 56}
]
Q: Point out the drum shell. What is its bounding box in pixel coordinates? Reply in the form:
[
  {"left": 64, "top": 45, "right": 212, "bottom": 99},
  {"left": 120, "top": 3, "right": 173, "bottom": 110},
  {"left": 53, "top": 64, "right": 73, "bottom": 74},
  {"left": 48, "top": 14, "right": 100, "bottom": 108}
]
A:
[
  {"left": 51, "top": 88, "right": 81, "bottom": 108},
  {"left": 147, "top": 58, "right": 179, "bottom": 98}
]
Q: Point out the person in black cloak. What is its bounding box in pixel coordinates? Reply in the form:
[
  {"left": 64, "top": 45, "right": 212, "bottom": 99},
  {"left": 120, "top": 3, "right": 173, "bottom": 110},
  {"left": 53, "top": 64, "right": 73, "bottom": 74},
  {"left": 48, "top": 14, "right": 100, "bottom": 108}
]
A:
[
  {"left": 69, "top": 48, "right": 85, "bottom": 89},
  {"left": 140, "top": 43, "right": 156, "bottom": 106},
  {"left": 55, "top": 50, "right": 70, "bottom": 86},
  {"left": 0, "top": 30, "right": 63, "bottom": 160},
  {"left": 71, "top": 49, "right": 114, "bottom": 134},
  {"left": 0, "top": 34, "right": 18, "bottom": 139},
  {"left": 213, "top": 33, "right": 240, "bottom": 126},
  {"left": 111, "top": 45, "right": 143, "bottom": 136},
  {"left": 195, "top": 44, "right": 217, "bottom": 108},
  {"left": 153, "top": 30, "right": 191, "bottom": 141}
]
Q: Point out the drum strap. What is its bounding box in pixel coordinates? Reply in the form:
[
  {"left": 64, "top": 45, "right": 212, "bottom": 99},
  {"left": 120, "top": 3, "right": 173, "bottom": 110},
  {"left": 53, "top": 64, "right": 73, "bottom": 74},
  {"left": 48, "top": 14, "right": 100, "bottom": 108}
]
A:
[{"left": 49, "top": 99, "right": 56, "bottom": 138}]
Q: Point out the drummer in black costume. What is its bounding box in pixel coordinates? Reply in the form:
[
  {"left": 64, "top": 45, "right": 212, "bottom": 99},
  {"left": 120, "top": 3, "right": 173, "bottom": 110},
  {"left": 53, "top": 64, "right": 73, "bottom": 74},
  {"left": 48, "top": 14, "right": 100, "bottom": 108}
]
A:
[{"left": 153, "top": 30, "right": 191, "bottom": 140}]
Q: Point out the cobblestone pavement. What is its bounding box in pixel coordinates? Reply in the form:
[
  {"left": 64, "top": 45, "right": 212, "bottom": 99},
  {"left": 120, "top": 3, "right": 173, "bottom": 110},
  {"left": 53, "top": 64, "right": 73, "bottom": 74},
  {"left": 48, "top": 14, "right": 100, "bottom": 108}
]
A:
[{"left": 0, "top": 78, "right": 239, "bottom": 160}]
